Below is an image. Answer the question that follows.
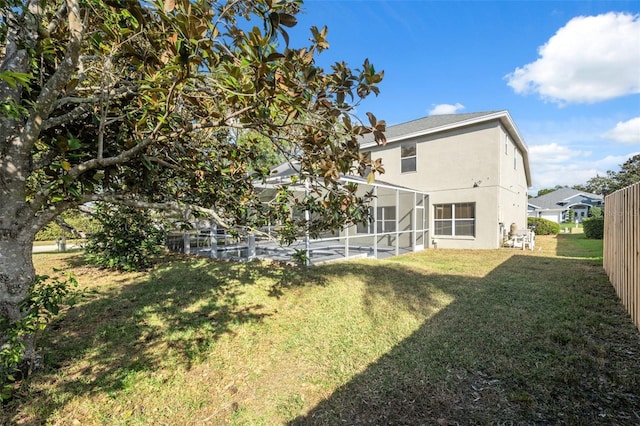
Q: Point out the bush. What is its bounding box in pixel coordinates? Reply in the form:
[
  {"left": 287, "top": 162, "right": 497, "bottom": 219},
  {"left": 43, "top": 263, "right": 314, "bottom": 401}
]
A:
[
  {"left": 85, "top": 204, "right": 165, "bottom": 271},
  {"left": 527, "top": 217, "right": 560, "bottom": 235},
  {"left": 1, "top": 273, "right": 78, "bottom": 401},
  {"left": 589, "top": 206, "right": 603, "bottom": 218},
  {"left": 582, "top": 217, "right": 604, "bottom": 239}
]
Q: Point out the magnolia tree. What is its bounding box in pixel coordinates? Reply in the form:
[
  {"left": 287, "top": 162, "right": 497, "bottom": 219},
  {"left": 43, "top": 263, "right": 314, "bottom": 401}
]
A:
[{"left": 0, "top": 0, "right": 385, "bottom": 367}]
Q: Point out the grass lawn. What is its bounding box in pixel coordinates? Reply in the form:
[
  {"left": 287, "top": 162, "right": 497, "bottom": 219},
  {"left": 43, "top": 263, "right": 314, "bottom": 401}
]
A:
[{"left": 4, "top": 234, "right": 640, "bottom": 424}]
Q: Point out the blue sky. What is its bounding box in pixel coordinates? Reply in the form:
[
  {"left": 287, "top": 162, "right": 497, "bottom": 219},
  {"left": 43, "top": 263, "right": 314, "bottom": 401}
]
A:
[{"left": 285, "top": 0, "right": 640, "bottom": 194}]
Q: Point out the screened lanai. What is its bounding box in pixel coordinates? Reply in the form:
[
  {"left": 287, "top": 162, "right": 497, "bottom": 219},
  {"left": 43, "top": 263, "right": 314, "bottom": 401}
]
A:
[{"left": 167, "top": 172, "right": 429, "bottom": 265}]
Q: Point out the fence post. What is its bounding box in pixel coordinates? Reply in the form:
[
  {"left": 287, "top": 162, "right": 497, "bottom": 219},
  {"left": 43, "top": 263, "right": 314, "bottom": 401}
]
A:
[
  {"left": 248, "top": 234, "right": 256, "bottom": 259},
  {"left": 210, "top": 222, "right": 217, "bottom": 259}
]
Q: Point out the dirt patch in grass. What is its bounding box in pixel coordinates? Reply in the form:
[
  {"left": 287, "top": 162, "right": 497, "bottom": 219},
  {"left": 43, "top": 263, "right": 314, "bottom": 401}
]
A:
[{"left": 4, "top": 235, "right": 640, "bottom": 424}]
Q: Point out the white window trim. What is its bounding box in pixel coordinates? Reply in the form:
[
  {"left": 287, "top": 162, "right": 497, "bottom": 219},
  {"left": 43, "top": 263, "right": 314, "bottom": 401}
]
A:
[
  {"left": 434, "top": 203, "right": 476, "bottom": 237},
  {"left": 401, "top": 143, "right": 417, "bottom": 173}
]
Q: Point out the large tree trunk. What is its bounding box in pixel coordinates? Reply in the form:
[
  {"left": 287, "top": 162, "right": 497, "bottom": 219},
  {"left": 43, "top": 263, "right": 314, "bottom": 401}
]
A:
[
  {"left": 0, "top": 234, "right": 35, "bottom": 324},
  {"left": 0, "top": 228, "right": 38, "bottom": 368}
]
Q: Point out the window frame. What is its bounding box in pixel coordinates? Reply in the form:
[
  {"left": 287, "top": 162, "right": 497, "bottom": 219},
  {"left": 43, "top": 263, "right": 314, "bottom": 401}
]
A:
[
  {"left": 376, "top": 206, "right": 396, "bottom": 233},
  {"left": 433, "top": 202, "right": 476, "bottom": 237},
  {"left": 356, "top": 206, "right": 397, "bottom": 234},
  {"left": 400, "top": 143, "right": 417, "bottom": 173}
]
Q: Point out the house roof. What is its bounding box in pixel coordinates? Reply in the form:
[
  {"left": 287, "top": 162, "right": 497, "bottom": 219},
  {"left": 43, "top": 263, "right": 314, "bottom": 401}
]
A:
[
  {"left": 528, "top": 188, "right": 603, "bottom": 210},
  {"left": 360, "top": 110, "right": 532, "bottom": 188},
  {"left": 361, "top": 111, "right": 502, "bottom": 143},
  {"left": 265, "top": 161, "right": 428, "bottom": 194}
]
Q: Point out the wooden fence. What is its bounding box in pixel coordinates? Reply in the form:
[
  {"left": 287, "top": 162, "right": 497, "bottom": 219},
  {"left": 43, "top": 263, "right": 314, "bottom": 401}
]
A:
[{"left": 604, "top": 182, "right": 640, "bottom": 332}]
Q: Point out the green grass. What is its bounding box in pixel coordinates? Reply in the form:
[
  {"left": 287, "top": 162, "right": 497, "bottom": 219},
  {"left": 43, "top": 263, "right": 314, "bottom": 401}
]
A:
[{"left": 4, "top": 234, "right": 639, "bottom": 425}]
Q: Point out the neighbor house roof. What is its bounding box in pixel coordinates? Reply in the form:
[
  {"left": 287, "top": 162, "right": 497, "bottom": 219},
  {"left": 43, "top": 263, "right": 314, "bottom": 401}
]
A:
[
  {"left": 360, "top": 110, "right": 532, "bottom": 188},
  {"left": 528, "top": 188, "right": 603, "bottom": 210}
]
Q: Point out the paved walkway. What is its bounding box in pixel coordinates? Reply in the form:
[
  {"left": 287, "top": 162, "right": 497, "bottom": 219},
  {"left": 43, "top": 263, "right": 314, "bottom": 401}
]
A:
[{"left": 32, "top": 244, "right": 82, "bottom": 253}]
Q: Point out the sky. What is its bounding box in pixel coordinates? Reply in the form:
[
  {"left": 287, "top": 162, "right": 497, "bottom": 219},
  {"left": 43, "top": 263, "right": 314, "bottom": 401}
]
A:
[{"left": 284, "top": 0, "right": 640, "bottom": 195}]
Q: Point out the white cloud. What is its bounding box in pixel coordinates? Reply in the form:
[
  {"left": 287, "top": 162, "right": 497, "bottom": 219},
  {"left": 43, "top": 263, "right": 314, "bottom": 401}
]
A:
[
  {"left": 529, "top": 142, "right": 582, "bottom": 164},
  {"left": 602, "top": 117, "right": 640, "bottom": 144},
  {"left": 528, "top": 144, "right": 639, "bottom": 192},
  {"left": 506, "top": 12, "right": 640, "bottom": 104},
  {"left": 428, "top": 103, "right": 465, "bottom": 115}
]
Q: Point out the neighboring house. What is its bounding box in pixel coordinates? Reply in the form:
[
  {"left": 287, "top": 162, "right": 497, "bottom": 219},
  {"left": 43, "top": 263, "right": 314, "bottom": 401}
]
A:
[
  {"left": 528, "top": 188, "right": 603, "bottom": 223},
  {"left": 360, "top": 110, "right": 532, "bottom": 249}
]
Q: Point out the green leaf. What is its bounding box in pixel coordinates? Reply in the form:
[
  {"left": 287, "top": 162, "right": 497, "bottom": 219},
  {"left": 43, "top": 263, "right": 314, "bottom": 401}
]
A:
[{"left": 0, "top": 71, "right": 33, "bottom": 89}]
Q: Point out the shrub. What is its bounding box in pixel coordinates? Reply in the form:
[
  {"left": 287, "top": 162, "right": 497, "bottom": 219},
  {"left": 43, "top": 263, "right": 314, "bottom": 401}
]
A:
[
  {"left": 527, "top": 217, "right": 560, "bottom": 235},
  {"left": 85, "top": 203, "right": 165, "bottom": 271},
  {"left": 582, "top": 217, "right": 604, "bottom": 239},
  {"left": 589, "top": 206, "right": 603, "bottom": 218},
  {"left": 566, "top": 208, "right": 575, "bottom": 223},
  {"left": 1, "top": 273, "right": 78, "bottom": 401}
]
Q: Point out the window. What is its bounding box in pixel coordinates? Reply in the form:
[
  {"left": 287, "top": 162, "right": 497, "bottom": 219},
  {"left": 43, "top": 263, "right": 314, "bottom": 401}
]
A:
[
  {"left": 401, "top": 143, "right": 416, "bottom": 173},
  {"left": 505, "top": 134, "right": 509, "bottom": 155},
  {"left": 356, "top": 206, "right": 396, "bottom": 234},
  {"left": 376, "top": 206, "right": 396, "bottom": 233},
  {"left": 434, "top": 203, "right": 475, "bottom": 237},
  {"left": 514, "top": 147, "right": 518, "bottom": 170}
]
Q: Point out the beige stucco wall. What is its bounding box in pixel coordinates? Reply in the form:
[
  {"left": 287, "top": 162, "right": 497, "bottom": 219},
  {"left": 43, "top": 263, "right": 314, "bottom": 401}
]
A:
[
  {"left": 496, "top": 125, "right": 529, "bottom": 242},
  {"left": 364, "top": 120, "right": 530, "bottom": 249},
  {"left": 368, "top": 121, "right": 501, "bottom": 191}
]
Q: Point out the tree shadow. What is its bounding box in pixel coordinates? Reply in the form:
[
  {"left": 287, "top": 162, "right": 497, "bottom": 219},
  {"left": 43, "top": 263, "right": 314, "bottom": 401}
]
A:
[
  {"left": 21, "top": 255, "right": 326, "bottom": 421},
  {"left": 290, "top": 254, "right": 640, "bottom": 425}
]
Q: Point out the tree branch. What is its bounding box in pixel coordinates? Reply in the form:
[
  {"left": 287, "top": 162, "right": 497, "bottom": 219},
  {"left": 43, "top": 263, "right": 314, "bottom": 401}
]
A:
[
  {"left": 20, "top": 0, "right": 85, "bottom": 154},
  {"left": 82, "top": 194, "right": 231, "bottom": 228},
  {"left": 27, "top": 199, "right": 79, "bottom": 238},
  {"left": 44, "top": 2, "right": 68, "bottom": 37},
  {"left": 65, "top": 105, "right": 255, "bottom": 180},
  {"left": 42, "top": 102, "right": 94, "bottom": 130}
]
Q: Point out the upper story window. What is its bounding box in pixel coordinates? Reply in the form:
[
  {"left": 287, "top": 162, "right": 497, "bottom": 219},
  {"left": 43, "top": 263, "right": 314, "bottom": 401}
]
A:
[
  {"left": 505, "top": 134, "right": 510, "bottom": 155},
  {"left": 401, "top": 143, "right": 416, "bottom": 173},
  {"left": 514, "top": 147, "right": 518, "bottom": 170}
]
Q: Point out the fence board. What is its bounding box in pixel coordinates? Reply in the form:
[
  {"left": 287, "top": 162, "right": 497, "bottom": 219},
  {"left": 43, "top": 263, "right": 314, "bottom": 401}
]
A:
[{"left": 604, "top": 182, "right": 640, "bottom": 332}]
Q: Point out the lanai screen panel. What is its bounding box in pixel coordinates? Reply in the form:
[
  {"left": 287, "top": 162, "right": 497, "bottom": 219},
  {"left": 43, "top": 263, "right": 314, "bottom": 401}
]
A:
[{"left": 398, "top": 190, "right": 414, "bottom": 251}]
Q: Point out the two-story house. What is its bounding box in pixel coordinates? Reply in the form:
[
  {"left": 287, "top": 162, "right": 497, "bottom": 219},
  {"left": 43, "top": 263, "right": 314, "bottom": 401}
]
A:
[{"left": 360, "top": 110, "right": 532, "bottom": 249}]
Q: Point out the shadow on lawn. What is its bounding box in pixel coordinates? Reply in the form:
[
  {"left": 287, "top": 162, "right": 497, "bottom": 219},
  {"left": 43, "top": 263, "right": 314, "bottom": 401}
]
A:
[
  {"left": 290, "top": 254, "right": 640, "bottom": 425},
  {"left": 23, "top": 255, "right": 326, "bottom": 420}
]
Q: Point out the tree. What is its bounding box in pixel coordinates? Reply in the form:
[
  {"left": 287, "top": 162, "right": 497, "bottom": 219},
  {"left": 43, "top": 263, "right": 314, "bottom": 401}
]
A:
[
  {"left": 589, "top": 206, "right": 602, "bottom": 218},
  {"left": 535, "top": 185, "right": 568, "bottom": 197},
  {"left": 0, "top": 0, "right": 385, "bottom": 370},
  {"left": 580, "top": 154, "right": 640, "bottom": 196}
]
